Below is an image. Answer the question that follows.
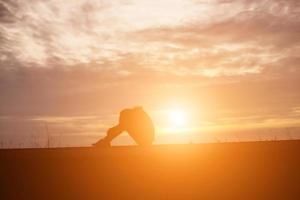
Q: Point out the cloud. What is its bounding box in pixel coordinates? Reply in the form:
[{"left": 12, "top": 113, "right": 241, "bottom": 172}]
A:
[
  {"left": 132, "top": 0, "right": 300, "bottom": 76},
  {"left": 1, "top": 0, "right": 299, "bottom": 76}
]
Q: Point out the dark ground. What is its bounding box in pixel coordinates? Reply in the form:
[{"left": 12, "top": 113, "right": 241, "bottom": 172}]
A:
[{"left": 1, "top": 140, "right": 300, "bottom": 200}]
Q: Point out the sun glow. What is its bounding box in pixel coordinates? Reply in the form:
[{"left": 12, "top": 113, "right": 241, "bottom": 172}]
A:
[{"left": 166, "top": 109, "right": 189, "bottom": 131}]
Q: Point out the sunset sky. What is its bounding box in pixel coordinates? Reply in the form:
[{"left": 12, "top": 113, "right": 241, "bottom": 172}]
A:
[{"left": 0, "top": 0, "right": 299, "bottom": 146}]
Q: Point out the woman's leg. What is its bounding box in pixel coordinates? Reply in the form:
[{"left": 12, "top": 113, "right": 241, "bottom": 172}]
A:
[
  {"left": 104, "top": 125, "right": 125, "bottom": 142},
  {"left": 94, "top": 109, "right": 129, "bottom": 147},
  {"left": 93, "top": 125, "right": 125, "bottom": 147}
]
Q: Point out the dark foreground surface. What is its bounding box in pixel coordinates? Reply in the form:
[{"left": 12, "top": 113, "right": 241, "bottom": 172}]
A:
[{"left": 1, "top": 140, "right": 300, "bottom": 200}]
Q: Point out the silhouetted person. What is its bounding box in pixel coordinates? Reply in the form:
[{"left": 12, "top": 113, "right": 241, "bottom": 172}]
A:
[{"left": 93, "top": 107, "right": 155, "bottom": 147}]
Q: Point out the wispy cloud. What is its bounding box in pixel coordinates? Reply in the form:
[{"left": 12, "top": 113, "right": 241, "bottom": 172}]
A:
[{"left": 1, "top": 0, "right": 298, "bottom": 74}]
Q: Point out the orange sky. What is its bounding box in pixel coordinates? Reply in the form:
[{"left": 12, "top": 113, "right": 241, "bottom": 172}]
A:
[{"left": 0, "top": 0, "right": 300, "bottom": 146}]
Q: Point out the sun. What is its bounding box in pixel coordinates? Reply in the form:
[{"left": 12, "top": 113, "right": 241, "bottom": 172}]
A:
[{"left": 167, "top": 109, "right": 188, "bottom": 128}]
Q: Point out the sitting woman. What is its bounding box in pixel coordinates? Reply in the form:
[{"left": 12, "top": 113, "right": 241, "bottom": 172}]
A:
[{"left": 93, "top": 107, "right": 155, "bottom": 147}]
